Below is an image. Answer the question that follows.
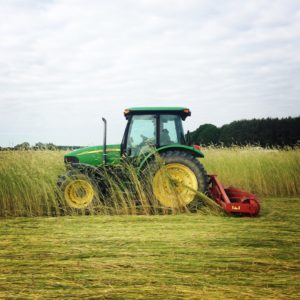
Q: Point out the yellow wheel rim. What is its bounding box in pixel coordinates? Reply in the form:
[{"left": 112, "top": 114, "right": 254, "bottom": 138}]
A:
[
  {"left": 153, "top": 163, "right": 198, "bottom": 208},
  {"left": 64, "top": 179, "right": 95, "bottom": 208}
]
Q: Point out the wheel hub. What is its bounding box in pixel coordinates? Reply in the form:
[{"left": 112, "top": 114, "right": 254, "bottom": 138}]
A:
[{"left": 64, "top": 179, "right": 94, "bottom": 208}]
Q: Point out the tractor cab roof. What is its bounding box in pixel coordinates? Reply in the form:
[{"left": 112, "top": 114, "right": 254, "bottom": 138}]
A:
[{"left": 124, "top": 107, "right": 191, "bottom": 120}]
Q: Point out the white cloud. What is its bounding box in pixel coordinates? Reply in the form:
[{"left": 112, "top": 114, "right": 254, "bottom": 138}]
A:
[{"left": 0, "top": 0, "right": 299, "bottom": 146}]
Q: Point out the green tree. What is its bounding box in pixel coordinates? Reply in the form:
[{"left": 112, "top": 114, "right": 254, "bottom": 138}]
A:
[
  {"left": 14, "top": 142, "right": 30, "bottom": 150},
  {"left": 190, "top": 116, "right": 300, "bottom": 147},
  {"left": 191, "top": 124, "right": 220, "bottom": 145},
  {"left": 34, "top": 142, "right": 46, "bottom": 150}
]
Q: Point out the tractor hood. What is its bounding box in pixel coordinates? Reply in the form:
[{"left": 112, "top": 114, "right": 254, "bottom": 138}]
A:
[{"left": 64, "top": 144, "right": 121, "bottom": 167}]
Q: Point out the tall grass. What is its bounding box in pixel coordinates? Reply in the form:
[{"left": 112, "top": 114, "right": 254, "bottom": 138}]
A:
[
  {"left": 202, "top": 146, "right": 300, "bottom": 197},
  {"left": 0, "top": 147, "right": 299, "bottom": 217},
  {"left": 0, "top": 151, "right": 65, "bottom": 217}
]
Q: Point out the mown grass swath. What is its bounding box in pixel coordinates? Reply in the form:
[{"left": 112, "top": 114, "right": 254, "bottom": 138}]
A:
[
  {"left": 1, "top": 197, "right": 299, "bottom": 299},
  {"left": 0, "top": 147, "right": 299, "bottom": 217}
]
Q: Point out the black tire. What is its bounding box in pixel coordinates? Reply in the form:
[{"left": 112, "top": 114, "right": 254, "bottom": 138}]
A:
[{"left": 145, "top": 150, "right": 209, "bottom": 210}]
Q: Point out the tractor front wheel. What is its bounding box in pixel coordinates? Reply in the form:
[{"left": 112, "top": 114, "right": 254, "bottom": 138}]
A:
[{"left": 58, "top": 172, "right": 98, "bottom": 209}]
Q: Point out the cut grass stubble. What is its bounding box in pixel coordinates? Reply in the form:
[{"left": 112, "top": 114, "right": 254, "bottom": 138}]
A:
[{"left": 0, "top": 198, "right": 299, "bottom": 299}]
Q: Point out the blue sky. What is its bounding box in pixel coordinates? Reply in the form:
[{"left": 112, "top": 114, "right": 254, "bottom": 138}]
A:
[{"left": 0, "top": 0, "right": 299, "bottom": 146}]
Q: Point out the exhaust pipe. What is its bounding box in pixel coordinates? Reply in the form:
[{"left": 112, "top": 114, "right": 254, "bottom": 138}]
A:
[{"left": 102, "top": 117, "right": 107, "bottom": 165}]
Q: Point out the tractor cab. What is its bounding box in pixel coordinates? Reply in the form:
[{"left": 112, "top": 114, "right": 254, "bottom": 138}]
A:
[{"left": 122, "top": 107, "right": 191, "bottom": 157}]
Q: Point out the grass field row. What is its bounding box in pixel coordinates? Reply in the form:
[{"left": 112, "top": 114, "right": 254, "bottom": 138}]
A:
[
  {"left": 0, "top": 147, "right": 299, "bottom": 217},
  {"left": 0, "top": 197, "right": 299, "bottom": 299}
]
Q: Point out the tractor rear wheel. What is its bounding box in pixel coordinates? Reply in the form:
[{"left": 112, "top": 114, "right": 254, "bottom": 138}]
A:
[
  {"left": 150, "top": 151, "right": 208, "bottom": 209},
  {"left": 58, "top": 171, "right": 98, "bottom": 209}
]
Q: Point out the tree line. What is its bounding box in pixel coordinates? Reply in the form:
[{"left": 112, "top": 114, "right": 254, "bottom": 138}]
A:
[
  {"left": 0, "top": 142, "right": 82, "bottom": 151},
  {"left": 189, "top": 116, "right": 300, "bottom": 147}
]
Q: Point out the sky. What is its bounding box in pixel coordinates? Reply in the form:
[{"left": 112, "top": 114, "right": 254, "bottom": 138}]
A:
[{"left": 0, "top": 0, "right": 299, "bottom": 147}]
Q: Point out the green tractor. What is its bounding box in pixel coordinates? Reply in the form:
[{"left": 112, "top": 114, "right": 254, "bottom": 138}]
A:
[{"left": 58, "top": 107, "right": 209, "bottom": 209}]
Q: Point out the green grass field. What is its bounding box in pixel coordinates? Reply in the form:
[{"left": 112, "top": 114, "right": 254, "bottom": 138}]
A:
[
  {"left": 0, "top": 148, "right": 299, "bottom": 298},
  {"left": 1, "top": 198, "right": 299, "bottom": 299}
]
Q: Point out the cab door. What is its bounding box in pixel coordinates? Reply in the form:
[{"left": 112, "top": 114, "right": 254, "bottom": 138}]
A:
[{"left": 123, "top": 114, "right": 157, "bottom": 157}]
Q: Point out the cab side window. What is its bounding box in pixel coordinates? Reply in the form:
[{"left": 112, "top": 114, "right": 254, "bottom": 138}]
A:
[{"left": 160, "top": 115, "right": 180, "bottom": 146}]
